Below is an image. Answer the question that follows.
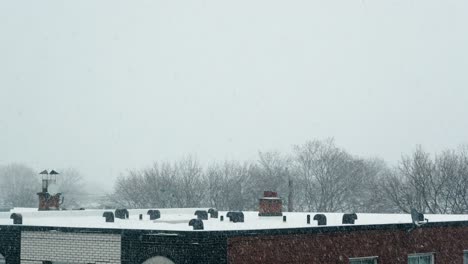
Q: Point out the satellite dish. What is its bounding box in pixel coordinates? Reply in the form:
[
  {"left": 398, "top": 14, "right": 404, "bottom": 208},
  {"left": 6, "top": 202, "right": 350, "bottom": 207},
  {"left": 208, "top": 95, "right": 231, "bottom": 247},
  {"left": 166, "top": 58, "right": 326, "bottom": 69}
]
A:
[{"left": 411, "top": 208, "right": 428, "bottom": 226}]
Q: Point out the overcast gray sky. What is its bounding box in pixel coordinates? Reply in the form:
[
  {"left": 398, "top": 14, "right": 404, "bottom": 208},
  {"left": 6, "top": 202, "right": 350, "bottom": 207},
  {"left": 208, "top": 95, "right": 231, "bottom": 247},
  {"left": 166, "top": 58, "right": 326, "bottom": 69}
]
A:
[{"left": 1, "top": 0, "right": 467, "bottom": 190}]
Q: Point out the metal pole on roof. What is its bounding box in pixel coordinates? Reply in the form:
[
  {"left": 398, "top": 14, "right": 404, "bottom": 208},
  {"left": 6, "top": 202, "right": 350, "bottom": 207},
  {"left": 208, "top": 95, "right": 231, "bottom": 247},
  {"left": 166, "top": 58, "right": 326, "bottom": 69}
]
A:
[{"left": 287, "top": 167, "right": 294, "bottom": 212}]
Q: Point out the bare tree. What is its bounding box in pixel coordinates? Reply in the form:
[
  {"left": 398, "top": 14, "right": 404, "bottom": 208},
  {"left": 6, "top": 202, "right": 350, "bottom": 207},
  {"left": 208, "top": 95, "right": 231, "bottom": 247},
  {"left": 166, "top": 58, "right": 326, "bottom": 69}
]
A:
[
  {"left": 293, "top": 139, "right": 368, "bottom": 212},
  {"left": 142, "top": 162, "right": 180, "bottom": 208},
  {"left": 206, "top": 161, "right": 254, "bottom": 210},
  {"left": 110, "top": 172, "right": 147, "bottom": 208},
  {"left": 384, "top": 146, "right": 468, "bottom": 214},
  {"left": 51, "top": 168, "right": 86, "bottom": 208},
  {"left": 109, "top": 156, "right": 207, "bottom": 208},
  {"left": 354, "top": 158, "right": 396, "bottom": 213},
  {"left": 256, "top": 151, "right": 291, "bottom": 208},
  {"left": 110, "top": 163, "right": 179, "bottom": 208},
  {"left": 173, "top": 156, "right": 206, "bottom": 207},
  {"left": 0, "top": 163, "right": 39, "bottom": 208},
  {"left": 107, "top": 140, "right": 468, "bottom": 215},
  {"left": 451, "top": 147, "right": 468, "bottom": 213}
]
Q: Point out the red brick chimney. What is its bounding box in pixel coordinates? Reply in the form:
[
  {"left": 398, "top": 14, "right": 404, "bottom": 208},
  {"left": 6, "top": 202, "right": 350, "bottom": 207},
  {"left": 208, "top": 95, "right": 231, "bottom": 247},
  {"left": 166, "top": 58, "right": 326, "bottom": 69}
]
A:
[
  {"left": 37, "top": 170, "right": 62, "bottom": 210},
  {"left": 37, "top": 192, "right": 62, "bottom": 211},
  {"left": 258, "top": 191, "right": 283, "bottom": 216}
]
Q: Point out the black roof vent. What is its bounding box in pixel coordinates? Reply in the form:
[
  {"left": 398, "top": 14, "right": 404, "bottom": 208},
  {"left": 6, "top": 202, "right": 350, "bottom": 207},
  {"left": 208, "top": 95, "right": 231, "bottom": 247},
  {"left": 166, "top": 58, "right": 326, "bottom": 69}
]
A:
[
  {"left": 115, "top": 209, "right": 129, "bottom": 219},
  {"left": 411, "top": 208, "right": 428, "bottom": 226},
  {"left": 342, "top": 213, "right": 357, "bottom": 224},
  {"left": 208, "top": 208, "right": 218, "bottom": 218},
  {"left": 227, "top": 211, "right": 244, "bottom": 223},
  {"left": 189, "top": 219, "right": 204, "bottom": 230},
  {"left": 194, "top": 210, "right": 208, "bottom": 220},
  {"left": 313, "top": 214, "right": 327, "bottom": 226},
  {"left": 103, "top": 211, "right": 114, "bottom": 223},
  {"left": 147, "top": 209, "right": 161, "bottom": 220},
  {"left": 10, "top": 213, "right": 22, "bottom": 225}
]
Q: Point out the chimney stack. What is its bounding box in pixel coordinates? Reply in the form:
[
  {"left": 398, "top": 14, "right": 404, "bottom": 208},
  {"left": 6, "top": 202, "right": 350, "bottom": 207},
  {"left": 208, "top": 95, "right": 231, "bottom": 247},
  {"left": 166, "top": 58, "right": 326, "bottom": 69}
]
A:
[
  {"left": 258, "top": 191, "right": 283, "bottom": 216},
  {"left": 37, "top": 170, "right": 62, "bottom": 210}
]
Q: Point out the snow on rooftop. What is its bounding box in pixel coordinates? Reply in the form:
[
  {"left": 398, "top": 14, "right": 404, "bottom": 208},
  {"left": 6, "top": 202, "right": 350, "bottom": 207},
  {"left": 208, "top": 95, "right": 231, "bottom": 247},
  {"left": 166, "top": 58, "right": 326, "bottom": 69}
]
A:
[{"left": 1, "top": 208, "right": 468, "bottom": 231}]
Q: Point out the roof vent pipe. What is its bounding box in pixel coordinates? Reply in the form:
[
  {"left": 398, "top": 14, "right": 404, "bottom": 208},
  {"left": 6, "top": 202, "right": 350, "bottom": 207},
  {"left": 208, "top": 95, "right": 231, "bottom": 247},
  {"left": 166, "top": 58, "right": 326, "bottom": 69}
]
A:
[
  {"left": 115, "top": 209, "right": 129, "bottom": 219},
  {"left": 147, "top": 210, "right": 161, "bottom": 220},
  {"left": 10, "top": 213, "right": 22, "bottom": 225},
  {"left": 103, "top": 212, "right": 114, "bottom": 223},
  {"left": 208, "top": 208, "right": 218, "bottom": 218},
  {"left": 227, "top": 211, "right": 244, "bottom": 223},
  {"left": 342, "top": 213, "right": 357, "bottom": 224},
  {"left": 189, "top": 219, "right": 204, "bottom": 230},
  {"left": 194, "top": 210, "right": 208, "bottom": 220},
  {"left": 313, "top": 214, "right": 327, "bottom": 226}
]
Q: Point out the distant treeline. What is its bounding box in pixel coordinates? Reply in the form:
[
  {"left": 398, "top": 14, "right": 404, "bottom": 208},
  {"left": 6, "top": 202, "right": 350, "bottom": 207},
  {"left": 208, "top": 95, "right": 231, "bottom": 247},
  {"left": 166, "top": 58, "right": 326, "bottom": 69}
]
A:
[
  {"left": 2, "top": 139, "right": 468, "bottom": 214},
  {"left": 109, "top": 139, "right": 468, "bottom": 214}
]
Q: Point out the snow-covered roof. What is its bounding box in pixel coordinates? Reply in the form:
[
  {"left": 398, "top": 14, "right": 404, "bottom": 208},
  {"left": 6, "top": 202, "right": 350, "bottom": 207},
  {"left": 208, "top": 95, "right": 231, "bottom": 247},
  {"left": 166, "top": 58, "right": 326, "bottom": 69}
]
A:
[{"left": 1, "top": 208, "right": 467, "bottom": 231}]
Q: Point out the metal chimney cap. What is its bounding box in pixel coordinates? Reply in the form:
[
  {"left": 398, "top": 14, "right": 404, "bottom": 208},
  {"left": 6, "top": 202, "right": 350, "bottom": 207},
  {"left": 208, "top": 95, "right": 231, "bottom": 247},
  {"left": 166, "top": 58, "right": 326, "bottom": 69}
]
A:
[
  {"left": 39, "top": 170, "right": 49, "bottom": 175},
  {"left": 49, "top": 170, "right": 59, "bottom": 175}
]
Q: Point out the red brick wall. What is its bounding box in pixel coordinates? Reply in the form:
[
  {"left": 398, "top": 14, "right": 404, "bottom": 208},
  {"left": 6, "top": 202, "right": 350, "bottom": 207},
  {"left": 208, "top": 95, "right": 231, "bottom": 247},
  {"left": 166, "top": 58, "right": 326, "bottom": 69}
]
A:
[{"left": 227, "top": 225, "right": 468, "bottom": 264}]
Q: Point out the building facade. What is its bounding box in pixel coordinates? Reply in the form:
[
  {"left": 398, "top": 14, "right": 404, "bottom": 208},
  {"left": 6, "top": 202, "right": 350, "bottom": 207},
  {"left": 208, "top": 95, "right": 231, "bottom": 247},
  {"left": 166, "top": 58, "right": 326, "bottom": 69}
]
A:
[{"left": 1, "top": 220, "right": 468, "bottom": 264}]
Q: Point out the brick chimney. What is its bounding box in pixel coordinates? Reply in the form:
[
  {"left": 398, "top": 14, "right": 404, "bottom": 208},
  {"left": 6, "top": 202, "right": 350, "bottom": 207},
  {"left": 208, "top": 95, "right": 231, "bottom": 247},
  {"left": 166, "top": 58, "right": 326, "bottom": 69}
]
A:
[
  {"left": 258, "top": 191, "right": 283, "bottom": 216},
  {"left": 37, "top": 192, "right": 62, "bottom": 211},
  {"left": 37, "top": 170, "right": 62, "bottom": 210}
]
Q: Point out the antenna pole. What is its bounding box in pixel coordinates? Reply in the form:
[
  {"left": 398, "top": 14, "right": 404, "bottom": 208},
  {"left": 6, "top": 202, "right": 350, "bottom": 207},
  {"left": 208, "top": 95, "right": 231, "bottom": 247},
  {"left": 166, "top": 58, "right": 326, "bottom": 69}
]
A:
[{"left": 287, "top": 168, "right": 294, "bottom": 212}]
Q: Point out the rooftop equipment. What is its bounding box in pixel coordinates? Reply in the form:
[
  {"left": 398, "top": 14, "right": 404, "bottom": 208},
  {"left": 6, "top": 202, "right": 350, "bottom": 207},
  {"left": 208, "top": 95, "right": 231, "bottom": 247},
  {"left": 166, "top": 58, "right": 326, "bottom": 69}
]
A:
[
  {"left": 258, "top": 191, "right": 283, "bottom": 217},
  {"left": 103, "top": 212, "right": 114, "bottom": 223},
  {"left": 208, "top": 208, "right": 218, "bottom": 218},
  {"left": 313, "top": 214, "right": 327, "bottom": 226},
  {"left": 194, "top": 210, "right": 208, "bottom": 220},
  {"left": 10, "top": 213, "right": 22, "bottom": 225},
  {"left": 147, "top": 210, "right": 161, "bottom": 220},
  {"left": 227, "top": 211, "right": 244, "bottom": 223},
  {"left": 189, "top": 219, "right": 204, "bottom": 230},
  {"left": 342, "top": 213, "right": 357, "bottom": 224},
  {"left": 37, "top": 169, "right": 62, "bottom": 211},
  {"left": 115, "top": 209, "right": 129, "bottom": 219},
  {"left": 411, "top": 208, "right": 428, "bottom": 227}
]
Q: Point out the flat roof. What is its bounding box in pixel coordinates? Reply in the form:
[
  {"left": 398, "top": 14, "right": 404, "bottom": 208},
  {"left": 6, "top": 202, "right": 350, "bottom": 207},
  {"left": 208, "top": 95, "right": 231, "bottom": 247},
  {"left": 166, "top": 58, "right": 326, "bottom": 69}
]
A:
[{"left": 1, "top": 208, "right": 468, "bottom": 231}]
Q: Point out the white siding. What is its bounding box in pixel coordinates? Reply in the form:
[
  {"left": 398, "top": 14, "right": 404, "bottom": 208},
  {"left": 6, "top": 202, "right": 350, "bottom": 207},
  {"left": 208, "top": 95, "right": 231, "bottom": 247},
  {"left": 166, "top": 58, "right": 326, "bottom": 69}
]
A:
[{"left": 21, "top": 231, "right": 121, "bottom": 264}]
